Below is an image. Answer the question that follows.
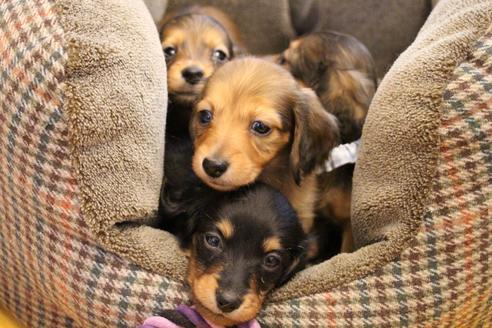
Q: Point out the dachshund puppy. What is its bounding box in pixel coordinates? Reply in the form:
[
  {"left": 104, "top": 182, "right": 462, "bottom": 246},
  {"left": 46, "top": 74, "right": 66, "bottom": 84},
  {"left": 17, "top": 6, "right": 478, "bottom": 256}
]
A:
[
  {"left": 276, "top": 32, "right": 377, "bottom": 253},
  {"left": 278, "top": 31, "right": 377, "bottom": 143},
  {"left": 187, "top": 183, "right": 307, "bottom": 326},
  {"left": 158, "top": 138, "right": 307, "bottom": 325},
  {"left": 190, "top": 57, "right": 340, "bottom": 234},
  {"left": 159, "top": 6, "right": 245, "bottom": 247},
  {"left": 159, "top": 6, "right": 244, "bottom": 135}
]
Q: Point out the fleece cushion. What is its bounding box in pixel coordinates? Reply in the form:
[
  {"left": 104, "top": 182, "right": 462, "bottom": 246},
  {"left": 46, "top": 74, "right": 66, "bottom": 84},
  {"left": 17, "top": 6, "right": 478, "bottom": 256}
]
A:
[
  {"left": 160, "top": 0, "right": 430, "bottom": 77},
  {"left": 0, "top": 0, "right": 491, "bottom": 328}
]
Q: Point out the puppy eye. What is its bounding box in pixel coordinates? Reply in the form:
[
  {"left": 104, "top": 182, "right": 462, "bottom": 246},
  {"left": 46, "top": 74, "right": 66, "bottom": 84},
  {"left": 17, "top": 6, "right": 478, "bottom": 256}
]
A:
[
  {"left": 263, "top": 253, "right": 281, "bottom": 270},
  {"left": 204, "top": 232, "right": 222, "bottom": 249},
  {"left": 212, "top": 49, "right": 227, "bottom": 62},
  {"left": 251, "top": 121, "right": 271, "bottom": 136},
  {"left": 198, "top": 110, "right": 213, "bottom": 125},
  {"left": 163, "top": 46, "right": 176, "bottom": 59}
]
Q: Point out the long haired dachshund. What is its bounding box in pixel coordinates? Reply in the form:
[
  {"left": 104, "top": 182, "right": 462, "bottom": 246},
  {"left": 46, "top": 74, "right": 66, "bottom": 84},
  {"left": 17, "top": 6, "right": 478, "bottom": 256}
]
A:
[
  {"left": 277, "top": 31, "right": 378, "bottom": 253},
  {"left": 190, "top": 57, "right": 340, "bottom": 234},
  {"left": 278, "top": 31, "right": 377, "bottom": 143},
  {"left": 159, "top": 6, "right": 244, "bottom": 135},
  {"left": 158, "top": 5, "right": 246, "bottom": 245}
]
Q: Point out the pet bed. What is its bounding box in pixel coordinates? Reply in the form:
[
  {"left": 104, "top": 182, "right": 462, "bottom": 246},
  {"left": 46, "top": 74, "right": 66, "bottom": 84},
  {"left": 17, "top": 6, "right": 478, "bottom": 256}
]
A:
[{"left": 0, "top": 0, "right": 490, "bottom": 327}]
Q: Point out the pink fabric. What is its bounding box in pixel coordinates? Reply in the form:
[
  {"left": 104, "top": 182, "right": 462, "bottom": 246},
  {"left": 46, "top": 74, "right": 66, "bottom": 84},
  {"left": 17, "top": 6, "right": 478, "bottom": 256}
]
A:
[
  {"left": 139, "top": 316, "right": 182, "bottom": 328},
  {"left": 138, "top": 305, "right": 261, "bottom": 328}
]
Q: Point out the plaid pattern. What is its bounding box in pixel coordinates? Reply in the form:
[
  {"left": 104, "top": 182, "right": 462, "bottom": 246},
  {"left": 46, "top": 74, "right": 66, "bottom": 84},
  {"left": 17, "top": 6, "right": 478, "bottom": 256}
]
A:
[
  {"left": 0, "top": 1, "right": 490, "bottom": 328},
  {"left": 0, "top": 1, "right": 188, "bottom": 327}
]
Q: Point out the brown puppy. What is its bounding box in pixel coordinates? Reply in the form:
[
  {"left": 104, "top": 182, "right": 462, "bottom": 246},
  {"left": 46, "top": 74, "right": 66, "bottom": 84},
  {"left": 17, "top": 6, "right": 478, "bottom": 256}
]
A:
[
  {"left": 278, "top": 31, "right": 377, "bottom": 143},
  {"left": 278, "top": 31, "right": 377, "bottom": 252},
  {"left": 190, "top": 57, "right": 339, "bottom": 233},
  {"left": 159, "top": 6, "right": 244, "bottom": 133}
]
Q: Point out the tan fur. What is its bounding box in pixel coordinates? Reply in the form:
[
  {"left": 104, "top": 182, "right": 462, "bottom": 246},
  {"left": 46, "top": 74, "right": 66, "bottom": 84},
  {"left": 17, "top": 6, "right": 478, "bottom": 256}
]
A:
[
  {"left": 188, "top": 6, "right": 245, "bottom": 51},
  {"left": 191, "top": 58, "right": 339, "bottom": 233},
  {"left": 277, "top": 32, "right": 377, "bottom": 251},
  {"left": 216, "top": 218, "right": 234, "bottom": 239},
  {"left": 279, "top": 31, "right": 377, "bottom": 144},
  {"left": 324, "top": 69, "right": 376, "bottom": 128},
  {"left": 317, "top": 183, "right": 354, "bottom": 252},
  {"left": 188, "top": 254, "right": 263, "bottom": 326},
  {"left": 159, "top": 6, "right": 244, "bottom": 103},
  {"left": 317, "top": 186, "right": 351, "bottom": 222},
  {"left": 263, "top": 236, "right": 282, "bottom": 253},
  {"left": 263, "top": 172, "right": 318, "bottom": 232},
  {"left": 191, "top": 60, "right": 296, "bottom": 192}
]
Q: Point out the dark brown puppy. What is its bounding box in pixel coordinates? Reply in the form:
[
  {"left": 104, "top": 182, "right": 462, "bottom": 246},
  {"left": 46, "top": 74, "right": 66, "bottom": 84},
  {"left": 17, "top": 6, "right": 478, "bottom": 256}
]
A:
[
  {"left": 278, "top": 31, "right": 377, "bottom": 143},
  {"left": 159, "top": 6, "right": 244, "bottom": 134},
  {"left": 190, "top": 57, "right": 340, "bottom": 234},
  {"left": 187, "top": 184, "right": 306, "bottom": 326},
  {"left": 278, "top": 32, "right": 377, "bottom": 252}
]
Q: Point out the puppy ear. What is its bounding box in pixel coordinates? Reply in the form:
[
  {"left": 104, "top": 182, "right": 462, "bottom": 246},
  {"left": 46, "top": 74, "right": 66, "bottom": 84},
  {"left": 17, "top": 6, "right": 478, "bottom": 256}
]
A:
[
  {"left": 278, "top": 240, "right": 308, "bottom": 286},
  {"left": 290, "top": 88, "right": 340, "bottom": 184}
]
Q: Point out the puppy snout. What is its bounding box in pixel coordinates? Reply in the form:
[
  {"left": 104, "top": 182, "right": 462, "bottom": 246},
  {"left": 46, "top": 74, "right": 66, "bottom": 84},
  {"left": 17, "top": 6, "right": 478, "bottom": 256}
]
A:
[
  {"left": 182, "top": 66, "right": 204, "bottom": 85},
  {"left": 216, "top": 289, "right": 242, "bottom": 313},
  {"left": 202, "top": 158, "right": 229, "bottom": 178}
]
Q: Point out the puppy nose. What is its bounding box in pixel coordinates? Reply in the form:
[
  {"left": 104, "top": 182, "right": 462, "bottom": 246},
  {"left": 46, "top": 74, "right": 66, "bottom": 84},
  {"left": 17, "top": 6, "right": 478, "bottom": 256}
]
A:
[
  {"left": 202, "top": 158, "right": 229, "bottom": 178},
  {"left": 182, "top": 66, "right": 204, "bottom": 85},
  {"left": 216, "top": 290, "right": 242, "bottom": 313}
]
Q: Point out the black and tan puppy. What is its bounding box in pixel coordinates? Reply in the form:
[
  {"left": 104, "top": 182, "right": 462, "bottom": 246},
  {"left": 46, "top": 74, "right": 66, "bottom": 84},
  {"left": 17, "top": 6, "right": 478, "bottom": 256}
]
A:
[
  {"left": 187, "top": 184, "right": 307, "bottom": 326},
  {"left": 190, "top": 57, "right": 340, "bottom": 235},
  {"left": 159, "top": 6, "right": 244, "bottom": 134},
  {"left": 277, "top": 31, "right": 377, "bottom": 143},
  {"left": 159, "top": 139, "right": 306, "bottom": 326}
]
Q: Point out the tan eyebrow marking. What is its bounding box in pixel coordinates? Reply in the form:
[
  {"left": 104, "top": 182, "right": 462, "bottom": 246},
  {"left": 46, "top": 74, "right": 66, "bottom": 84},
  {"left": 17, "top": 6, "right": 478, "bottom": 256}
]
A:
[
  {"left": 263, "top": 236, "right": 282, "bottom": 253},
  {"left": 216, "top": 218, "right": 234, "bottom": 239}
]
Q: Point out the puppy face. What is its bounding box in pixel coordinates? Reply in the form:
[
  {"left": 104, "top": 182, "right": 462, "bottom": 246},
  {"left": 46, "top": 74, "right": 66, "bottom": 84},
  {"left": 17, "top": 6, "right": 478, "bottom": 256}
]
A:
[
  {"left": 191, "top": 58, "right": 339, "bottom": 191},
  {"left": 187, "top": 185, "right": 306, "bottom": 326},
  {"left": 160, "top": 13, "right": 233, "bottom": 104}
]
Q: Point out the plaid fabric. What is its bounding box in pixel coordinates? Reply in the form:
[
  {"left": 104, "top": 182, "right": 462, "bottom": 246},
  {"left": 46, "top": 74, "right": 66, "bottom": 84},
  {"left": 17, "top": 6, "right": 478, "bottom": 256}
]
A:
[
  {"left": 0, "top": 1, "right": 188, "bottom": 327},
  {"left": 0, "top": 1, "right": 490, "bottom": 328}
]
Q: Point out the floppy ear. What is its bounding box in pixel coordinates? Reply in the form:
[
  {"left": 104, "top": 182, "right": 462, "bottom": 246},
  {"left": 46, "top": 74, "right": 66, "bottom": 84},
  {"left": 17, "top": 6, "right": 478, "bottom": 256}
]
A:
[
  {"left": 290, "top": 88, "right": 340, "bottom": 184},
  {"left": 278, "top": 240, "right": 308, "bottom": 287}
]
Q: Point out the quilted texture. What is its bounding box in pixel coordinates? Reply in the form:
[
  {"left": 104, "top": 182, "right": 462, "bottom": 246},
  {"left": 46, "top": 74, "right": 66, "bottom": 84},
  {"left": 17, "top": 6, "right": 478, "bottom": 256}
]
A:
[{"left": 0, "top": 1, "right": 491, "bottom": 328}]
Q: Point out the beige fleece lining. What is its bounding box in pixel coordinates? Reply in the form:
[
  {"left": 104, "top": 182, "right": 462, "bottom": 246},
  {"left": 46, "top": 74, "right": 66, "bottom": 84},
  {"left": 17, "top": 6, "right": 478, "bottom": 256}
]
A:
[{"left": 60, "top": 0, "right": 188, "bottom": 280}]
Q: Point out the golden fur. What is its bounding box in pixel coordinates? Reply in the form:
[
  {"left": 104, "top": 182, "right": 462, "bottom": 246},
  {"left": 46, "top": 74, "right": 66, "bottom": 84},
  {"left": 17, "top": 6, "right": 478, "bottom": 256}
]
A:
[
  {"left": 187, "top": 258, "right": 264, "bottom": 326},
  {"left": 262, "top": 237, "right": 282, "bottom": 253},
  {"left": 216, "top": 218, "right": 234, "bottom": 239},
  {"left": 191, "top": 58, "right": 340, "bottom": 233},
  {"left": 159, "top": 6, "right": 244, "bottom": 104}
]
